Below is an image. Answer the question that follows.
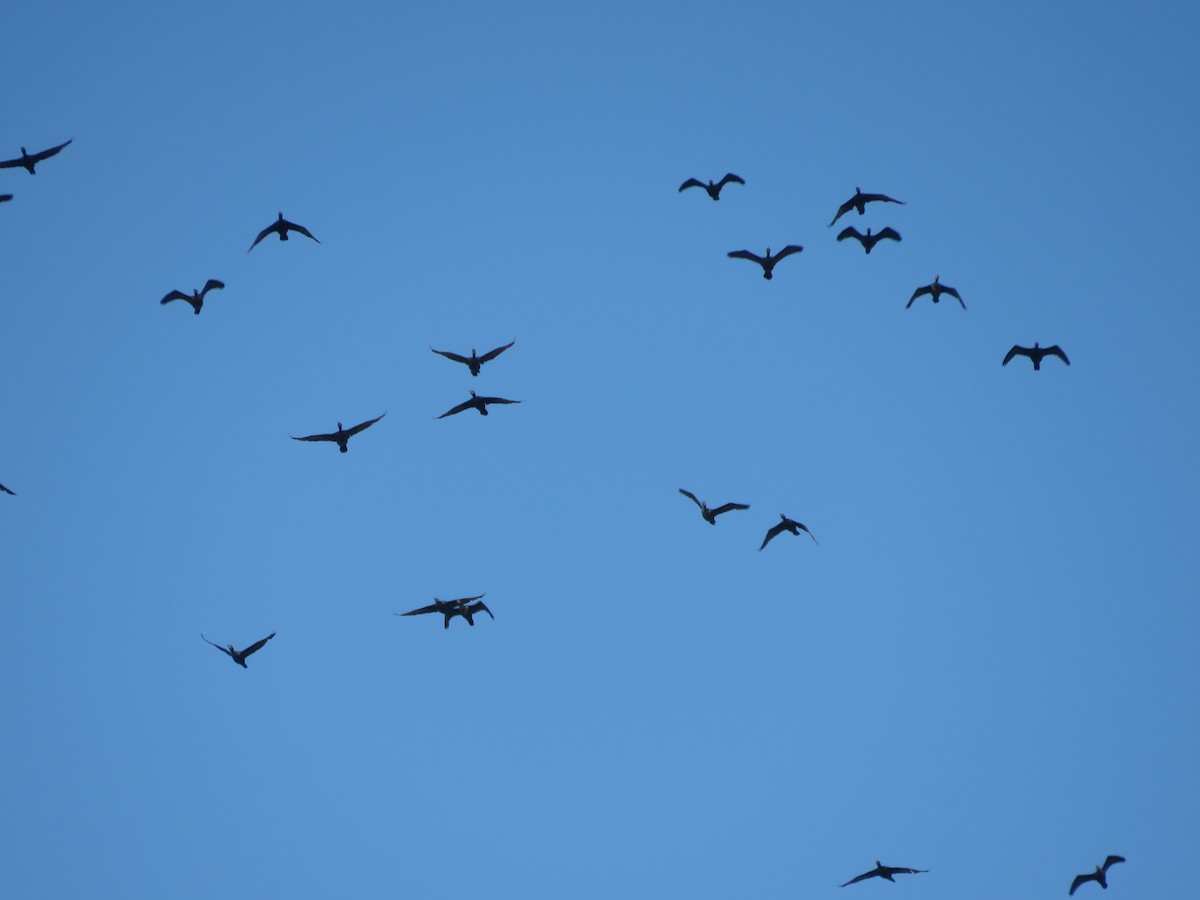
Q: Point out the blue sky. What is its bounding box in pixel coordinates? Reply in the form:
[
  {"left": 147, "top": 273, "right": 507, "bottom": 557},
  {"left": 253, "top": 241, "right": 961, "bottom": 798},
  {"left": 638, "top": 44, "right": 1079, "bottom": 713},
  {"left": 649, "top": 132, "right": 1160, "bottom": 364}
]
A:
[{"left": 2, "top": 2, "right": 1198, "bottom": 898}]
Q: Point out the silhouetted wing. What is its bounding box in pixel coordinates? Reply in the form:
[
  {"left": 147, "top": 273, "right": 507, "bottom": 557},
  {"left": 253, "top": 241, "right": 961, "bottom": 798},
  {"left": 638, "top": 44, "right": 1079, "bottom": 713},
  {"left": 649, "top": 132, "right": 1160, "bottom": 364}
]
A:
[
  {"left": 883, "top": 867, "right": 926, "bottom": 876},
  {"left": 0, "top": 194, "right": 12, "bottom": 202},
  {"left": 30, "top": 139, "right": 72, "bottom": 162},
  {"left": 1046, "top": 345, "right": 1070, "bottom": 365},
  {"left": 431, "top": 347, "right": 471, "bottom": 365},
  {"left": 860, "top": 192, "right": 904, "bottom": 206},
  {"left": 678, "top": 488, "right": 703, "bottom": 509},
  {"left": 796, "top": 522, "right": 819, "bottom": 544},
  {"left": 478, "top": 340, "right": 515, "bottom": 363},
  {"left": 471, "top": 601, "right": 494, "bottom": 619},
  {"left": 836, "top": 227, "right": 863, "bottom": 243},
  {"left": 398, "top": 602, "right": 442, "bottom": 617},
  {"left": 711, "top": 502, "right": 750, "bottom": 517},
  {"left": 0, "top": 158, "right": 20, "bottom": 169},
  {"left": 0, "top": 483, "right": 15, "bottom": 495},
  {"left": 840, "top": 870, "right": 877, "bottom": 887},
  {"left": 942, "top": 285, "right": 964, "bottom": 308},
  {"left": 829, "top": 198, "right": 856, "bottom": 227},
  {"left": 728, "top": 249, "right": 766, "bottom": 265},
  {"left": 291, "top": 430, "right": 339, "bottom": 442},
  {"left": 199, "top": 279, "right": 225, "bottom": 298},
  {"left": 438, "top": 399, "right": 475, "bottom": 418},
  {"left": 345, "top": 412, "right": 386, "bottom": 437},
  {"left": 759, "top": 521, "right": 787, "bottom": 551},
  {"left": 678, "top": 178, "right": 705, "bottom": 192},
  {"left": 448, "top": 594, "right": 485, "bottom": 605},
  {"left": 876, "top": 227, "right": 902, "bottom": 242},
  {"left": 1069, "top": 873, "right": 1096, "bottom": 895},
  {"left": 907, "top": 285, "right": 933, "bottom": 307},
  {"left": 160, "top": 290, "right": 191, "bottom": 306},
  {"left": 1002, "top": 345, "right": 1031, "bottom": 366},
  {"left": 247, "top": 222, "right": 278, "bottom": 251},
  {"left": 284, "top": 220, "right": 320, "bottom": 242},
  {"left": 477, "top": 396, "right": 519, "bottom": 406},
  {"left": 772, "top": 244, "right": 804, "bottom": 262},
  {"left": 240, "top": 633, "right": 275, "bottom": 658},
  {"left": 200, "top": 634, "right": 233, "bottom": 657},
  {"left": 1101, "top": 856, "right": 1125, "bottom": 873},
  {"left": 717, "top": 173, "right": 745, "bottom": 188}
]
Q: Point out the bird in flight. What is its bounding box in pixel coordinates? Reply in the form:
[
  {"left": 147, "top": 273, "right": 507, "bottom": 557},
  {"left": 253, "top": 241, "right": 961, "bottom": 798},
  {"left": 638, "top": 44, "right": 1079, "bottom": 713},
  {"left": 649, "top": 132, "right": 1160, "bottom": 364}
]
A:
[
  {"left": 678, "top": 173, "right": 745, "bottom": 201},
  {"left": 160, "top": 279, "right": 225, "bottom": 315},
  {"left": 1069, "top": 855, "right": 1125, "bottom": 895},
  {"left": 907, "top": 275, "right": 964, "bottom": 309},
  {"left": 247, "top": 212, "right": 320, "bottom": 252},
  {"left": 397, "top": 595, "right": 493, "bottom": 629},
  {"left": 291, "top": 412, "right": 386, "bottom": 452},
  {"left": 430, "top": 340, "right": 515, "bottom": 376},
  {"left": 679, "top": 489, "right": 749, "bottom": 525},
  {"left": 727, "top": 245, "right": 804, "bottom": 280},
  {"left": 828, "top": 187, "right": 905, "bottom": 227},
  {"left": 437, "top": 390, "right": 521, "bottom": 419},
  {"left": 837, "top": 226, "right": 901, "bottom": 254},
  {"left": 1002, "top": 342, "right": 1070, "bottom": 370},
  {"left": 0, "top": 482, "right": 15, "bottom": 496},
  {"left": 760, "top": 514, "right": 818, "bottom": 551},
  {"left": 0, "top": 139, "right": 72, "bottom": 174},
  {"left": 841, "top": 861, "right": 928, "bottom": 887},
  {"left": 201, "top": 632, "right": 275, "bottom": 668}
]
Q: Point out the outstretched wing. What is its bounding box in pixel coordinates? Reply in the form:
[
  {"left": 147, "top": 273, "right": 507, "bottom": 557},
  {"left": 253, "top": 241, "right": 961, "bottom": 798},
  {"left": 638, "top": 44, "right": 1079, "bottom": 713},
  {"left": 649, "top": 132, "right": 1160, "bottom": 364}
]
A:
[
  {"left": 159, "top": 290, "right": 191, "bottom": 306},
  {"left": 711, "top": 502, "right": 750, "bottom": 517},
  {"left": 759, "top": 521, "right": 786, "bottom": 551},
  {"left": 438, "top": 398, "right": 475, "bottom": 419},
  {"left": 828, "top": 198, "right": 856, "bottom": 228},
  {"left": 836, "top": 227, "right": 863, "bottom": 243},
  {"left": 1101, "top": 856, "right": 1125, "bottom": 872},
  {"left": 478, "top": 340, "right": 516, "bottom": 363},
  {"left": 0, "top": 483, "right": 16, "bottom": 495},
  {"left": 291, "top": 430, "right": 339, "bottom": 442},
  {"left": 727, "top": 249, "right": 766, "bottom": 265},
  {"left": 1046, "top": 344, "right": 1070, "bottom": 365},
  {"left": 30, "top": 139, "right": 72, "bottom": 163},
  {"left": 876, "top": 227, "right": 902, "bottom": 242},
  {"left": 884, "top": 867, "right": 926, "bottom": 876},
  {"left": 907, "top": 284, "right": 933, "bottom": 307},
  {"left": 345, "top": 412, "right": 386, "bottom": 437},
  {"left": 448, "top": 594, "right": 485, "bottom": 606},
  {"left": 397, "top": 602, "right": 442, "bottom": 617},
  {"left": 1002, "top": 345, "right": 1030, "bottom": 366},
  {"left": 199, "top": 279, "right": 225, "bottom": 298},
  {"left": 247, "top": 222, "right": 277, "bottom": 252},
  {"left": 470, "top": 601, "right": 495, "bottom": 620},
  {"left": 860, "top": 191, "right": 904, "bottom": 206},
  {"left": 717, "top": 173, "right": 745, "bottom": 188},
  {"left": 240, "top": 632, "right": 275, "bottom": 658},
  {"left": 200, "top": 634, "right": 233, "bottom": 657},
  {"left": 0, "top": 194, "right": 12, "bottom": 202},
  {"left": 839, "top": 870, "right": 876, "bottom": 887},
  {"left": 796, "top": 522, "right": 819, "bottom": 544},
  {"left": 431, "top": 347, "right": 471, "bottom": 365},
  {"left": 1069, "top": 873, "right": 1095, "bottom": 895},
  {"left": 284, "top": 219, "right": 320, "bottom": 243},
  {"left": 942, "top": 285, "right": 965, "bottom": 308},
  {"left": 678, "top": 488, "right": 703, "bottom": 509},
  {"left": 678, "top": 178, "right": 705, "bottom": 192},
  {"left": 772, "top": 244, "right": 804, "bottom": 262},
  {"left": 477, "top": 396, "right": 520, "bottom": 406},
  {"left": 0, "top": 156, "right": 20, "bottom": 169}
]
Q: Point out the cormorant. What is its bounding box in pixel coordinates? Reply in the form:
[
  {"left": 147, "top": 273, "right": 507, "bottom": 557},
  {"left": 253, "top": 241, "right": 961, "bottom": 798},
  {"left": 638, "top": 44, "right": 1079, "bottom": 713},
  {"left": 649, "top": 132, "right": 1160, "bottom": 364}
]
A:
[
  {"left": 836, "top": 226, "right": 901, "bottom": 254},
  {"left": 679, "top": 489, "right": 749, "bottom": 524},
  {"left": 1002, "top": 342, "right": 1070, "bottom": 370},
  {"left": 430, "top": 340, "right": 515, "bottom": 376},
  {"left": 828, "top": 187, "right": 905, "bottom": 227},
  {"left": 727, "top": 245, "right": 804, "bottom": 280},
  {"left": 201, "top": 632, "right": 275, "bottom": 668},
  {"left": 1070, "top": 856, "right": 1125, "bottom": 895},
  {"left": 678, "top": 173, "right": 745, "bottom": 200},
  {"left": 759, "top": 514, "right": 818, "bottom": 550},
  {"left": 396, "top": 595, "right": 492, "bottom": 629},
  {"left": 160, "top": 279, "right": 225, "bottom": 315},
  {"left": 291, "top": 412, "right": 386, "bottom": 452},
  {"left": 907, "top": 275, "right": 964, "bottom": 309},
  {"left": 841, "top": 862, "right": 928, "bottom": 887},
  {"left": 437, "top": 391, "right": 520, "bottom": 418},
  {"left": 247, "top": 212, "right": 320, "bottom": 251},
  {"left": 0, "top": 139, "right": 72, "bottom": 174}
]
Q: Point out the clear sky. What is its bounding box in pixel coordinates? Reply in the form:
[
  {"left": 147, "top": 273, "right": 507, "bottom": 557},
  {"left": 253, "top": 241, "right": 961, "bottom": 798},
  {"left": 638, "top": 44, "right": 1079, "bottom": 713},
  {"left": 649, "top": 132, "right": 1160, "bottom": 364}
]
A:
[{"left": 2, "top": 2, "right": 1198, "bottom": 898}]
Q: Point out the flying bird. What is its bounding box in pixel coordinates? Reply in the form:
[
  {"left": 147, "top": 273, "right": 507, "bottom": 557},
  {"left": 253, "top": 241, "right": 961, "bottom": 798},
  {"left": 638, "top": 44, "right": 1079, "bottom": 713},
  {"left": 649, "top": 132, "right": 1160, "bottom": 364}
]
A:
[
  {"left": 759, "top": 514, "right": 818, "bottom": 551},
  {"left": 727, "top": 245, "right": 804, "bottom": 280},
  {"left": 160, "top": 279, "right": 225, "bottom": 315},
  {"left": 679, "top": 489, "right": 749, "bottom": 524},
  {"left": 430, "top": 340, "right": 515, "bottom": 376},
  {"left": 828, "top": 187, "right": 905, "bottom": 227},
  {"left": 0, "top": 139, "right": 72, "bottom": 174},
  {"left": 291, "top": 412, "right": 386, "bottom": 452},
  {"left": 396, "top": 595, "right": 492, "bottom": 629},
  {"left": 1002, "top": 342, "right": 1070, "bottom": 370},
  {"left": 678, "top": 173, "right": 745, "bottom": 200},
  {"left": 1069, "top": 856, "right": 1125, "bottom": 895},
  {"left": 247, "top": 212, "right": 320, "bottom": 251},
  {"left": 201, "top": 632, "right": 275, "bottom": 668},
  {"left": 907, "top": 275, "right": 964, "bottom": 309},
  {"left": 841, "top": 862, "right": 928, "bottom": 887},
  {"left": 837, "top": 226, "right": 901, "bottom": 254},
  {"left": 437, "top": 390, "right": 521, "bottom": 419},
  {"left": 0, "top": 483, "right": 15, "bottom": 496}
]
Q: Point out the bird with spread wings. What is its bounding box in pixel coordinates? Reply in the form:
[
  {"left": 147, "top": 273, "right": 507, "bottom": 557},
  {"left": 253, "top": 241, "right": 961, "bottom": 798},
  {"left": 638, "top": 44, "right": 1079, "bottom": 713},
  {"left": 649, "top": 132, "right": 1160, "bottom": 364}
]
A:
[
  {"left": 430, "top": 340, "right": 515, "bottom": 376},
  {"left": 201, "top": 633, "right": 275, "bottom": 668},
  {"left": 291, "top": 412, "right": 386, "bottom": 452}
]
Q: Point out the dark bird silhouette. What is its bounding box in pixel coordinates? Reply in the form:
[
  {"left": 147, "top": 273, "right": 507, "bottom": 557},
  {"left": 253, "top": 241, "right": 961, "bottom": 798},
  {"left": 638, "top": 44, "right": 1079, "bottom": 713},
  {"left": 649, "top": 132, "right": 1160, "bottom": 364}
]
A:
[
  {"left": 841, "top": 862, "right": 928, "bottom": 887},
  {"left": 201, "top": 632, "right": 275, "bottom": 668},
  {"left": 828, "top": 187, "right": 905, "bottom": 227},
  {"left": 430, "top": 340, "right": 515, "bottom": 376},
  {"left": 679, "top": 173, "right": 745, "bottom": 200},
  {"left": 0, "top": 194, "right": 12, "bottom": 203},
  {"left": 1070, "top": 856, "right": 1125, "bottom": 895},
  {"left": 291, "top": 412, "right": 386, "bottom": 452},
  {"left": 247, "top": 212, "right": 320, "bottom": 252},
  {"left": 396, "top": 595, "right": 492, "bottom": 629},
  {"left": 1002, "top": 342, "right": 1070, "bottom": 370},
  {"left": 679, "top": 489, "right": 749, "bottom": 524},
  {"left": 437, "top": 390, "right": 520, "bottom": 419},
  {"left": 160, "top": 279, "right": 225, "bottom": 315},
  {"left": 837, "top": 226, "right": 901, "bottom": 254},
  {"left": 0, "top": 139, "right": 72, "bottom": 174},
  {"left": 727, "top": 245, "right": 804, "bottom": 280},
  {"left": 759, "top": 514, "right": 818, "bottom": 551},
  {"left": 907, "top": 275, "right": 964, "bottom": 309},
  {"left": 0, "top": 482, "right": 15, "bottom": 496}
]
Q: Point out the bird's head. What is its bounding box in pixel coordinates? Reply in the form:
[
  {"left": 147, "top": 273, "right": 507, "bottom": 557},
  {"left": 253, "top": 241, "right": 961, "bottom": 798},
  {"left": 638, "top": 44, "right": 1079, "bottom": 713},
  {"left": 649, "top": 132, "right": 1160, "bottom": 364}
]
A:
[
  {"left": 471, "top": 348, "right": 478, "bottom": 357},
  {"left": 1033, "top": 342, "right": 1040, "bottom": 348},
  {"left": 933, "top": 273, "right": 940, "bottom": 283},
  {"left": 854, "top": 186, "right": 862, "bottom": 195},
  {"left": 468, "top": 390, "right": 477, "bottom": 398},
  {"left": 277, "top": 212, "right": 284, "bottom": 220},
  {"left": 20, "top": 146, "right": 28, "bottom": 156},
  {"left": 337, "top": 421, "right": 344, "bottom": 430}
]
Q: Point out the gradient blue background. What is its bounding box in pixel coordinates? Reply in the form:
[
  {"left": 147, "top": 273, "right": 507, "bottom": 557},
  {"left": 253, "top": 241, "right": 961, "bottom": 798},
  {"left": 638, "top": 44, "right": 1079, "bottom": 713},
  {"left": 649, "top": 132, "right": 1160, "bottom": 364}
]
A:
[{"left": 3, "top": 2, "right": 1197, "bottom": 898}]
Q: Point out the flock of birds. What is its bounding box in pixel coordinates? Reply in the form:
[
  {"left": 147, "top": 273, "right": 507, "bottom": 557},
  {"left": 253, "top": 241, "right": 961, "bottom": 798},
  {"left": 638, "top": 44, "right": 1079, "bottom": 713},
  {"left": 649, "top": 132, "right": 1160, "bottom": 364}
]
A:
[{"left": 5, "top": 142, "right": 1103, "bottom": 895}]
